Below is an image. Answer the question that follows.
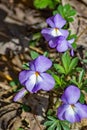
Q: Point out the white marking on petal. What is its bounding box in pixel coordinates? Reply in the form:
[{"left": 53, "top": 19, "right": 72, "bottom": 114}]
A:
[
  {"left": 67, "top": 105, "right": 77, "bottom": 116},
  {"left": 29, "top": 73, "right": 37, "bottom": 84},
  {"left": 37, "top": 75, "right": 43, "bottom": 82},
  {"left": 35, "top": 72, "right": 43, "bottom": 83},
  {"left": 67, "top": 105, "right": 75, "bottom": 115},
  {"left": 51, "top": 28, "right": 62, "bottom": 37}
]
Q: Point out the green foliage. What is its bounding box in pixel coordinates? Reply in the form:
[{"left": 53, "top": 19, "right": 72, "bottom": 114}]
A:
[
  {"left": 34, "top": 0, "right": 60, "bottom": 9},
  {"left": 21, "top": 104, "right": 31, "bottom": 112},
  {"left": 54, "top": 64, "right": 65, "bottom": 74},
  {"left": 53, "top": 4, "right": 76, "bottom": 22},
  {"left": 43, "top": 51, "right": 49, "bottom": 57},
  {"left": 29, "top": 32, "right": 41, "bottom": 46},
  {"left": 44, "top": 116, "right": 70, "bottom": 130},
  {"left": 53, "top": 74, "right": 62, "bottom": 86},
  {"left": 52, "top": 74, "right": 66, "bottom": 89},
  {"left": 22, "top": 63, "right": 29, "bottom": 70},
  {"left": 81, "top": 51, "right": 87, "bottom": 64},
  {"left": 67, "top": 32, "right": 77, "bottom": 49},
  {"left": 17, "top": 128, "right": 24, "bottom": 130},
  {"left": 54, "top": 52, "right": 78, "bottom": 75},
  {"left": 79, "top": 92, "right": 85, "bottom": 104},
  {"left": 9, "top": 79, "right": 20, "bottom": 92},
  {"left": 70, "top": 69, "right": 87, "bottom": 89},
  {"left": 30, "top": 51, "right": 39, "bottom": 59}
]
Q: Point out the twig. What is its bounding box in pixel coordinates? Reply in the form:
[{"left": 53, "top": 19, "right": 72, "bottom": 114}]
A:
[
  {"left": 33, "top": 114, "right": 43, "bottom": 130},
  {"left": 0, "top": 31, "right": 10, "bottom": 39},
  {"left": 29, "top": 45, "right": 44, "bottom": 55},
  {"left": 0, "top": 71, "right": 12, "bottom": 81}
]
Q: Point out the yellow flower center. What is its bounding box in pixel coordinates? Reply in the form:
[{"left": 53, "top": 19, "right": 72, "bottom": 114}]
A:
[
  {"left": 35, "top": 71, "right": 39, "bottom": 77},
  {"left": 71, "top": 104, "right": 75, "bottom": 108}
]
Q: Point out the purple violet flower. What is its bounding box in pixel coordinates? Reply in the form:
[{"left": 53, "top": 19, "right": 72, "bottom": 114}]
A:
[
  {"left": 57, "top": 85, "right": 87, "bottom": 123},
  {"left": 41, "top": 14, "right": 69, "bottom": 41},
  {"left": 14, "top": 56, "right": 55, "bottom": 101},
  {"left": 14, "top": 88, "right": 28, "bottom": 102},
  {"left": 49, "top": 36, "right": 74, "bottom": 56},
  {"left": 41, "top": 14, "right": 74, "bottom": 54}
]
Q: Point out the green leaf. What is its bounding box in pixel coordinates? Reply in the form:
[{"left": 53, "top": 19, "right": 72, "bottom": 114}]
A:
[
  {"left": 69, "top": 57, "right": 78, "bottom": 72},
  {"left": 72, "top": 42, "right": 77, "bottom": 49},
  {"left": 83, "top": 86, "right": 87, "bottom": 93},
  {"left": 56, "top": 123, "right": 61, "bottom": 130},
  {"left": 30, "top": 51, "right": 39, "bottom": 59},
  {"left": 34, "top": 0, "right": 59, "bottom": 9},
  {"left": 61, "top": 124, "right": 70, "bottom": 130},
  {"left": 64, "top": 4, "right": 70, "bottom": 11},
  {"left": 21, "top": 104, "right": 31, "bottom": 112},
  {"left": 47, "top": 121, "right": 59, "bottom": 130},
  {"left": 79, "top": 92, "right": 85, "bottom": 104},
  {"left": 53, "top": 4, "right": 76, "bottom": 23},
  {"left": 34, "top": 0, "right": 49, "bottom": 9},
  {"left": 67, "top": 9, "right": 76, "bottom": 16},
  {"left": 10, "top": 81, "right": 16, "bottom": 87},
  {"left": 53, "top": 74, "right": 62, "bottom": 86},
  {"left": 83, "top": 79, "right": 87, "bottom": 86},
  {"left": 47, "top": 109, "right": 53, "bottom": 116},
  {"left": 32, "top": 32, "right": 41, "bottom": 40},
  {"left": 78, "top": 69, "right": 85, "bottom": 83},
  {"left": 44, "top": 120, "right": 54, "bottom": 127},
  {"left": 44, "top": 116, "right": 62, "bottom": 130},
  {"left": 9, "top": 80, "right": 20, "bottom": 92},
  {"left": 22, "top": 63, "right": 29, "bottom": 70},
  {"left": 70, "top": 76, "right": 79, "bottom": 86},
  {"left": 62, "top": 52, "right": 71, "bottom": 73},
  {"left": 47, "top": 116, "right": 57, "bottom": 121},
  {"left": 60, "top": 120, "right": 70, "bottom": 130},
  {"left": 54, "top": 64, "right": 65, "bottom": 74},
  {"left": 57, "top": 5, "right": 64, "bottom": 17},
  {"left": 17, "top": 128, "right": 24, "bottom": 130},
  {"left": 82, "top": 59, "right": 87, "bottom": 63},
  {"left": 66, "top": 17, "right": 74, "bottom": 22},
  {"left": 43, "top": 51, "right": 49, "bottom": 57}
]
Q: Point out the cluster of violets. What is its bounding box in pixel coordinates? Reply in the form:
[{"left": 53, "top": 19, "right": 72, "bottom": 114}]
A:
[
  {"left": 41, "top": 14, "right": 74, "bottom": 56},
  {"left": 14, "top": 14, "right": 87, "bottom": 124}
]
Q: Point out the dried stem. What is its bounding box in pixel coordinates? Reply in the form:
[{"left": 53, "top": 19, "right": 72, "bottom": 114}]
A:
[
  {"left": 33, "top": 114, "right": 43, "bottom": 130},
  {"left": 29, "top": 45, "right": 44, "bottom": 55}
]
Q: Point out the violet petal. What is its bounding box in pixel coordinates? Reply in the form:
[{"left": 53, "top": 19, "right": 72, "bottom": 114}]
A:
[
  {"left": 75, "top": 103, "right": 87, "bottom": 119},
  {"left": 64, "top": 105, "right": 81, "bottom": 123},
  {"left": 25, "top": 73, "right": 37, "bottom": 93},
  {"left": 19, "top": 70, "right": 35, "bottom": 85},
  {"left": 30, "top": 56, "right": 52, "bottom": 72},
  {"left": 60, "top": 29, "right": 69, "bottom": 39},
  {"left": 57, "top": 104, "right": 69, "bottom": 120},
  {"left": 61, "top": 85, "right": 80, "bottom": 104},
  {"left": 49, "top": 37, "right": 58, "bottom": 48},
  {"left": 46, "top": 16, "right": 55, "bottom": 27},
  {"left": 54, "top": 14, "right": 66, "bottom": 28},
  {"left": 56, "top": 37, "right": 68, "bottom": 52},
  {"left": 41, "top": 28, "right": 54, "bottom": 41},
  {"left": 46, "top": 14, "right": 66, "bottom": 28},
  {"left": 38, "top": 73, "right": 55, "bottom": 91},
  {"left": 13, "top": 88, "right": 27, "bottom": 102}
]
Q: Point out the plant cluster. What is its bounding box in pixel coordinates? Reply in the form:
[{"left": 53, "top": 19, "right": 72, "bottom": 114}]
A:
[{"left": 13, "top": 3, "right": 87, "bottom": 130}]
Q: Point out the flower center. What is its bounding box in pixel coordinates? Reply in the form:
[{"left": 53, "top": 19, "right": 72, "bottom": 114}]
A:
[
  {"left": 51, "top": 28, "right": 62, "bottom": 37},
  {"left": 70, "top": 104, "right": 76, "bottom": 112},
  {"left": 71, "top": 104, "right": 75, "bottom": 108},
  {"left": 35, "top": 71, "right": 39, "bottom": 77}
]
